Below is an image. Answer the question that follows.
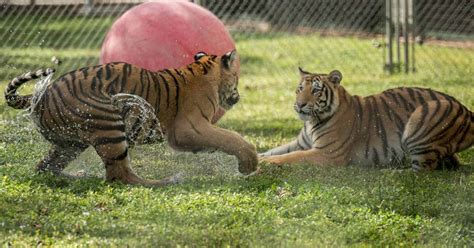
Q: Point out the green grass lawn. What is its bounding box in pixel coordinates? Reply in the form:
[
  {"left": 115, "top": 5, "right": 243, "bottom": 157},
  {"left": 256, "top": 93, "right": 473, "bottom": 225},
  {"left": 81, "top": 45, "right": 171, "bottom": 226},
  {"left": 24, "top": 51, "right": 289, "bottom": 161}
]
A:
[{"left": 0, "top": 27, "right": 473, "bottom": 246}]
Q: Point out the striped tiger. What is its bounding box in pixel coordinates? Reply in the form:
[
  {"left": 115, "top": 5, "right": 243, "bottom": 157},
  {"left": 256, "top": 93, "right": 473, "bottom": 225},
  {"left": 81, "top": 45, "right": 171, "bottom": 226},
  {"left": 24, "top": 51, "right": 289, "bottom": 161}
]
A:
[
  {"left": 260, "top": 68, "right": 473, "bottom": 170},
  {"left": 4, "top": 50, "right": 258, "bottom": 186}
]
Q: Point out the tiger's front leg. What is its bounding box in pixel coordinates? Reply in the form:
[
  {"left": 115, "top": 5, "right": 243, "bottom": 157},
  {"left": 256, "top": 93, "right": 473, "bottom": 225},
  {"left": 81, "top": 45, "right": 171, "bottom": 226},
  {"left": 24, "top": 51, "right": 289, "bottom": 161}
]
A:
[
  {"left": 168, "top": 122, "right": 258, "bottom": 174},
  {"left": 259, "top": 140, "right": 304, "bottom": 157},
  {"left": 260, "top": 126, "right": 312, "bottom": 157},
  {"left": 260, "top": 149, "right": 346, "bottom": 166}
]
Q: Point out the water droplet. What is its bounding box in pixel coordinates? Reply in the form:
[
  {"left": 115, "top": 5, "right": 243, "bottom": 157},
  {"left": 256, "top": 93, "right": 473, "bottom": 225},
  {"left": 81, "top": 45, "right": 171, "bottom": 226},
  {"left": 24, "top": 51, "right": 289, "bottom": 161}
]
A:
[{"left": 51, "top": 56, "right": 62, "bottom": 65}]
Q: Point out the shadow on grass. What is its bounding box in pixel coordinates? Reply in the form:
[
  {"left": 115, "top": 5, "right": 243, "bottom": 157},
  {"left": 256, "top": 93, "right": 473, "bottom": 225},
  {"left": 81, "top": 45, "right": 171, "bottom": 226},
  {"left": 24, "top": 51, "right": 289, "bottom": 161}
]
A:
[{"left": 220, "top": 117, "right": 301, "bottom": 138}]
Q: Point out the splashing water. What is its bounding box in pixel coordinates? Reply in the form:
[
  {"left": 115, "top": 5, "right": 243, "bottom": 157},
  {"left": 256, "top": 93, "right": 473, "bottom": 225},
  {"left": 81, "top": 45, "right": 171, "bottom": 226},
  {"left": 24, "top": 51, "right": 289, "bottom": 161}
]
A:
[
  {"left": 0, "top": 72, "right": 54, "bottom": 166},
  {"left": 172, "top": 148, "right": 240, "bottom": 178},
  {"left": 0, "top": 70, "right": 55, "bottom": 144},
  {"left": 64, "top": 141, "right": 241, "bottom": 181},
  {"left": 28, "top": 70, "right": 54, "bottom": 121},
  {"left": 111, "top": 93, "right": 164, "bottom": 145}
]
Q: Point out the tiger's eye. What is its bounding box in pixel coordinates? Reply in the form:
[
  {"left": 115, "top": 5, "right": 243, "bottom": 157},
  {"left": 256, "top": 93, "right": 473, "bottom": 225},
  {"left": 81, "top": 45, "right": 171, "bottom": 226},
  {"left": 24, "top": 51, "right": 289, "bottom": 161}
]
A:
[{"left": 296, "top": 85, "right": 303, "bottom": 93}]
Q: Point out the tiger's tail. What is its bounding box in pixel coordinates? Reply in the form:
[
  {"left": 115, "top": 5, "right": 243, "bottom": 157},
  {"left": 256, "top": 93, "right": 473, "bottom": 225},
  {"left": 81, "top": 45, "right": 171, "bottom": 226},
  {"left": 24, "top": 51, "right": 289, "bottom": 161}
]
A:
[{"left": 4, "top": 68, "right": 55, "bottom": 109}]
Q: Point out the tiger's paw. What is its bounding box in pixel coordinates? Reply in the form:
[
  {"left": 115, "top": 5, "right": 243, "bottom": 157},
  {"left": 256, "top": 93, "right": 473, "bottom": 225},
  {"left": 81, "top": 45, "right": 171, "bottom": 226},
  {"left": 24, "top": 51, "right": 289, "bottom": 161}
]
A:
[
  {"left": 259, "top": 155, "right": 286, "bottom": 165},
  {"left": 244, "top": 167, "right": 263, "bottom": 177},
  {"left": 238, "top": 151, "right": 259, "bottom": 175}
]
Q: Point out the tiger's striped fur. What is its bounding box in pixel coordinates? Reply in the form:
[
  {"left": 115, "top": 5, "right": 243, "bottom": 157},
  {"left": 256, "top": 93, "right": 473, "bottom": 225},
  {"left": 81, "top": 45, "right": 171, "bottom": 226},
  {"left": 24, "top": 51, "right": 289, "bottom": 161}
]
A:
[
  {"left": 5, "top": 68, "right": 55, "bottom": 109},
  {"left": 260, "top": 68, "right": 473, "bottom": 170},
  {"left": 5, "top": 50, "right": 258, "bottom": 186}
]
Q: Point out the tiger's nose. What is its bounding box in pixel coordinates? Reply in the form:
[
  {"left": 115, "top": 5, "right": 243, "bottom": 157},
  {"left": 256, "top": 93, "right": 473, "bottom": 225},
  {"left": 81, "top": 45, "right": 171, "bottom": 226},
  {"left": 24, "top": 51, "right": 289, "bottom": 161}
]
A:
[
  {"left": 296, "top": 102, "right": 307, "bottom": 109},
  {"left": 227, "top": 94, "right": 240, "bottom": 106}
]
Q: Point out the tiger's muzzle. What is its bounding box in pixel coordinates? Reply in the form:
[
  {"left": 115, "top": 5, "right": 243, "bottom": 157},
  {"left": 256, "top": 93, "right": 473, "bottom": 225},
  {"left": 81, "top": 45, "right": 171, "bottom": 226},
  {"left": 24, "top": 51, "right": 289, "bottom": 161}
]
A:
[
  {"left": 226, "top": 93, "right": 240, "bottom": 106},
  {"left": 294, "top": 102, "right": 313, "bottom": 121}
]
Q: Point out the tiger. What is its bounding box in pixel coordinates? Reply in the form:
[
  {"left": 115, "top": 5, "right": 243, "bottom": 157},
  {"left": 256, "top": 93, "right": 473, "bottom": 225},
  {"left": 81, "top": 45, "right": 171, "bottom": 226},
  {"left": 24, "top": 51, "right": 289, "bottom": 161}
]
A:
[
  {"left": 260, "top": 68, "right": 473, "bottom": 170},
  {"left": 4, "top": 50, "right": 258, "bottom": 186}
]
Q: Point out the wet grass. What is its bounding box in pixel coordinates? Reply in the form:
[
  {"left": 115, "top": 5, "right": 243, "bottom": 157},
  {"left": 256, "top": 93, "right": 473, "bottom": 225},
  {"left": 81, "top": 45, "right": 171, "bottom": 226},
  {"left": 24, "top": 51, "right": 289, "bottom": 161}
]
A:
[{"left": 0, "top": 27, "right": 473, "bottom": 246}]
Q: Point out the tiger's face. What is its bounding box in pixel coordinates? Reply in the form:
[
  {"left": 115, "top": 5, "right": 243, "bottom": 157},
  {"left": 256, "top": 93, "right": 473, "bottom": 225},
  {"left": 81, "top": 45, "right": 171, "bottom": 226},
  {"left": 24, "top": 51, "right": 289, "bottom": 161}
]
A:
[
  {"left": 294, "top": 68, "right": 343, "bottom": 123},
  {"left": 218, "top": 50, "right": 240, "bottom": 110},
  {"left": 194, "top": 50, "right": 240, "bottom": 110}
]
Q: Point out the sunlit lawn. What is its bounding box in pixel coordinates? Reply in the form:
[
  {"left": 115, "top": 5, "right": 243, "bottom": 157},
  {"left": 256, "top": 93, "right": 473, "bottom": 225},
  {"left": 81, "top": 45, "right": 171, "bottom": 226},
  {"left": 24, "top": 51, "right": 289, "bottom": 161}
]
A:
[{"left": 0, "top": 27, "right": 473, "bottom": 246}]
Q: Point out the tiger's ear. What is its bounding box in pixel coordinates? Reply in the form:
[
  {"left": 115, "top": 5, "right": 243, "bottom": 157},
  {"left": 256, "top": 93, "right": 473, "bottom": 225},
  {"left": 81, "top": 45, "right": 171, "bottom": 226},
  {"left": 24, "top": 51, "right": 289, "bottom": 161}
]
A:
[
  {"left": 194, "top": 51, "right": 207, "bottom": 61},
  {"left": 222, "top": 50, "right": 237, "bottom": 69},
  {"left": 328, "top": 70, "right": 342, "bottom": 85},
  {"left": 298, "top": 67, "right": 310, "bottom": 77}
]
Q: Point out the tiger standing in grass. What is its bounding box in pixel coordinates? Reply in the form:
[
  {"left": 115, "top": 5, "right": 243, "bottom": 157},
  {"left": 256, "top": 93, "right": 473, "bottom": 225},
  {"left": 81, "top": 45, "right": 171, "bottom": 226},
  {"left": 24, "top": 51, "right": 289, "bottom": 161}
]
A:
[
  {"left": 260, "top": 68, "right": 473, "bottom": 170},
  {"left": 4, "top": 50, "right": 258, "bottom": 186}
]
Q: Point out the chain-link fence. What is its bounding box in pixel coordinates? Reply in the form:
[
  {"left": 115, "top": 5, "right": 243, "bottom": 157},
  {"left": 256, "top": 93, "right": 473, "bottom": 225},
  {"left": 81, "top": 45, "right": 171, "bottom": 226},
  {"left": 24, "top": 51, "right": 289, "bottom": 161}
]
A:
[{"left": 0, "top": 0, "right": 472, "bottom": 91}]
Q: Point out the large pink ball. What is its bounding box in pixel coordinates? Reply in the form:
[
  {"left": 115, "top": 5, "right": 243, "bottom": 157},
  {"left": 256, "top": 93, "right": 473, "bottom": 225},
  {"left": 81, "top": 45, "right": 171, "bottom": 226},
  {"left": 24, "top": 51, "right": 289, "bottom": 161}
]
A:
[
  {"left": 100, "top": 1, "right": 237, "bottom": 70},
  {"left": 100, "top": 1, "right": 236, "bottom": 122}
]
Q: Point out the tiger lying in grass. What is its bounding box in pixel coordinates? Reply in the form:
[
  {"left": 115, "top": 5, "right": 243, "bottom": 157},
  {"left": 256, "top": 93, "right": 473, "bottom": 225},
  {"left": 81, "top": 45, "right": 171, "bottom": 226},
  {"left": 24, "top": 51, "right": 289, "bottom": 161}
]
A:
[
  {"left": 4, "top": 50, "right": 258, "bottom": 186},
  {"left": 260, "top": 68, "right": 473, "bottom": 170}
]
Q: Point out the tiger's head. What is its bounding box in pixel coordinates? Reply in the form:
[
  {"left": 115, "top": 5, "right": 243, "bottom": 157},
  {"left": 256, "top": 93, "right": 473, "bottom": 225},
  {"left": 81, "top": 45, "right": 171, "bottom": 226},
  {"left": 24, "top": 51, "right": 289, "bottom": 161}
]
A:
[
  {"left": 294, "top": 68, "right": 343, "bottom": 123},
  {"left": 194, "top": 50, "right": 240, "bottom": 110}
]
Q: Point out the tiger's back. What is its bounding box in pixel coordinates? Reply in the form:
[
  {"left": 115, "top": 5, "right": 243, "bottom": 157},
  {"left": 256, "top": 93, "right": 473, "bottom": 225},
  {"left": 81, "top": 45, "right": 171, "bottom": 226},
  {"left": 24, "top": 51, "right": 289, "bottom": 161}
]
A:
[
  {"left": 347, "top": 87, "right": 472, "bottom": 167},
  {"left": 33, "top": 63, "right": 180, "bottom": 135}
]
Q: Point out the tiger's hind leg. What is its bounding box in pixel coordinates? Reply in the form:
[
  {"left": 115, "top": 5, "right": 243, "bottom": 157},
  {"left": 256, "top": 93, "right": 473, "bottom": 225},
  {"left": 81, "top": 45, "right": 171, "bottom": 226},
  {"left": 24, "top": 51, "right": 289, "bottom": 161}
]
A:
[
  {"left": 402, "top": 100, "right": 473, "bottom": 171},
  {"left": 436, "top": 154, "right": 460, "bottom": 170},
  {"left": 36, "top": 142, "right": 89, "bottom": 175},
  {"left": 409, "top": 154, "right": 461, "bottom": 171},
  {"left": 92, "top": 130, "right": 179, "bottom": 187}
]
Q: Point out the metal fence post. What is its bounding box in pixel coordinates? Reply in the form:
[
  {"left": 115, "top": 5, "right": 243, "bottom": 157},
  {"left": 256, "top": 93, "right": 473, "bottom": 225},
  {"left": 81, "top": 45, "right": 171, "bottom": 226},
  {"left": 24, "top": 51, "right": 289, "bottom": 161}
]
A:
[
  {"left": 411, "top": 0, "right": 416, "bottom": 73},
  {"left": 395, "top": 0, "right": 401, "bottom": 72},
  {"left": 80, "top": 0, "right": 94, "bottom": 15},
  {"left": 403, "top": 0, "right": 409, "bottom": 73},
  {"left": 385, "top": 0, "right": 393, "bottom": 74}
]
